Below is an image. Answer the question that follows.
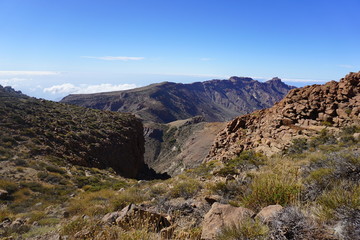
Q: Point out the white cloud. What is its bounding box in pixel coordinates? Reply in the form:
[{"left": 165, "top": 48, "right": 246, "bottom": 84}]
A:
[
  {"left": 338, "top": 64, "right": 355, "bottom": 69},
  {"left": 43, "top": 83, "right": 137, "bottom": 95},
  {"left": 43, "top": 83, "right": 79, "bottom": 94},
  {"left": 0, "top": 71, "right": 59, "bottom": 76},
  {"left": 252, "top": 76, "right": 328, "bottom": 83},
  {"left": 0, "top": 78, "right": 28, "bottom": 87},
  {"left": 82, "top": 56, "right": 145, "bottom": 61}
]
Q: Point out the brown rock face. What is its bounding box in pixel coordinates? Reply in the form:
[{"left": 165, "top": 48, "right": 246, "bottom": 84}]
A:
[
  {"left": 206, "top": 72, "right": 360, "bottom": 161},
  {"left": 201, "top": 203, "right": 255, "bottom": 240}
]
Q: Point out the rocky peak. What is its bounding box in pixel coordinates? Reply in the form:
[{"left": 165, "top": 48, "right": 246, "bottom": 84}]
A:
[
  {"left": 229, "top": 76, "right": 254, "bottom": 83},
  {"left": 206, "top": 72, "right": 360, "bottom": 162},
  {"left": 0, "top": 85, "right": 24, "bottom": 95}
]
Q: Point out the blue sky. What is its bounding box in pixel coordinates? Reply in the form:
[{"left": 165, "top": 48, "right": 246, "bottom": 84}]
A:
[{"left": 0, "top": 0, "right": 359, "bottom": 100}]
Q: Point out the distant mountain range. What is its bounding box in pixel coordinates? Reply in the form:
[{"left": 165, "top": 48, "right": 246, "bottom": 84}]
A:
[{"left": 61, "top": 77, "right": 295, "bottom": 123}]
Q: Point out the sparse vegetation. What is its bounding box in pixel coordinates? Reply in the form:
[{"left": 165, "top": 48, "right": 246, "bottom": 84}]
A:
[
  {"left": 1, "top": 85, "right": 360, "bottom": 239},
  {"left": 216, "top": 218, "right": 269, "bottom": 240}
]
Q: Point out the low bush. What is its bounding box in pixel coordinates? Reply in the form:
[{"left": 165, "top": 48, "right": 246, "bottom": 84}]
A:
[
  {"left": 287, "top": 138, "right": 308, "bottom": 154},
  {"left": 215, "top": 151, "right": 267, "bottom": 177},
  {"left": 45, "top": 165, "right": 66, "bottom": 174},
  {"left": 169, "top": 177, "right": 201, "bottom": 199},
  {"left": 316, "top": 182, "right": 360, "bottom": 221},
  {"left": 0, "top": 179, "right": 18, "bottom": 195},
  {"left": 216, "top": 218, "right": 269, "bottom": 240},
  {"left": 241, "top": 173, "right": 301, "bottom": 211},
  {"left": 61, "top": 217, "right": 88, "bottom": 236},
  {"left": 309, "top": 129, "right": 337, "bottom": 149}
]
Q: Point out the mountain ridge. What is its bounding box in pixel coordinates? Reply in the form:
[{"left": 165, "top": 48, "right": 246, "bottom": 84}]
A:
[{"left": 61, "top": 77, "right": 295, "bottom": 123}]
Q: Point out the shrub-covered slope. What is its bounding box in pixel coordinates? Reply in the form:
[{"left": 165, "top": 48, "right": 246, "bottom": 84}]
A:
[{"left": 0, "top": 85, "right": 145, "bottom": 178}]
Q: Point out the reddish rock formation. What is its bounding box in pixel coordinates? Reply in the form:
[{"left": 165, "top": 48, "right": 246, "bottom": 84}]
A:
[{"left": 206, "top": 72, "right": 360, "bottom": 161}]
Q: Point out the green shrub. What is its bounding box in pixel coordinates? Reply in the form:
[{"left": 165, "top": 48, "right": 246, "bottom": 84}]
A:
[
  {"left": 341, "top": 125, "right": 360, "bottom": 135},
  {"left": 241, "top": 173, "right": 301, "bottom": 211},
  {"left": 169, "top": 177, "right": 201, "bottom": 199},
  {"left": 45, "top": 165, "right": 66, "bottom": 174},
  {"left": 208, "top": 180, "right": 246, "bottom": 201},
  {"left": 111, "top": 188, "right": 148, "bottom": 211},
  {"left": 316, "top": 182, "right": 360, "bottom": 221},
  {"left": 0, "top": 179, "right": 18, "bottom": 194},
  {"left": 227, "top": 150, "right": 267, "bottom": 170},
  {"left": 61, "top": 217, "right": 88, "bottom": 236},
  {"left": 215, "top": 166, "right": 237, "bottom": 177},
  {"left": 14, "top": 159, "right": 28, "bottom": 167},
  {"left": 306, "top": 168, "right": 334, "bottom": 184},
  {"left": 20, "top": 182, "right": 47, "bottom": 193},
  {"left": 216, "top": 151, "right": 267, "bottom": 177},
  {"left": 287, "top": 138, "right": 308, "bottom": 154},
  {"left": 309, "top": 129, "right": 337, "bottom": 148},
  {"left": 216, "top": 218, "right": 269, "bottom": 240},
  {"left": 190, "top": 162, "right": 216, "bottom": 177}
]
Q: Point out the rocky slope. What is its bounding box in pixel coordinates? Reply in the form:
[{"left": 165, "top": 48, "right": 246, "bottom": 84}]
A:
[
  {"left": 0, "top": 85, "right": 147, "bottom": 178},
  {"left": 206, "top": 72, "right": 360, "bottom": 162},
  {"left": 61, "top": 77, "right": 295, "bottom": 123}
]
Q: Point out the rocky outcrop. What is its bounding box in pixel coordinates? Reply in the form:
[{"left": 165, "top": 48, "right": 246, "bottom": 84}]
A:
[
  {"left": 61, "top": 77, "right": 295, "bottom": 123},
  {"left": 206, "top": 72, "right": 360, "bottom": 161},
  {"left": 201, "top": 203, "right": 255, "bottom": 240}
]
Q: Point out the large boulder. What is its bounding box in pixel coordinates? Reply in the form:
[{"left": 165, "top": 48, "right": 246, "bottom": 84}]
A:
[
  {"left": 255, "top": 204, "right": 283, "bottom": 223},
  {"left": 201, "top": 203, "right": 255, "bottom": 240},
  {"left": 115, "top": 204, "right": 171, "bottom": 232}
]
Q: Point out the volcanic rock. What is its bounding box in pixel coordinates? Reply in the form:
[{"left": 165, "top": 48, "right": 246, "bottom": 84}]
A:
[{"left": 206, "top": 72, "right": 360, "bottom": 161}]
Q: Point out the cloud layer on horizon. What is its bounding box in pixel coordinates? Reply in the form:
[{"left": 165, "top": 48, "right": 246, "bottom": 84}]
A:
[
  {"left": 0, "top": 71, "right": 60, "bottom": 76},
  {"left": 43, "top": 83, "right": 137, "bottom": 95}
]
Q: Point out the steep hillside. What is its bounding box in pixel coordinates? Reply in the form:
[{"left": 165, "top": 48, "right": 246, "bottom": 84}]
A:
[
  {"left": 0, "top": 85, "right": 146, "bottom": 178},
  {"left": 61, "top": 77, "right": 295, "bottom": 123},
  {"left": 206, "top": 72, "right": 360, "bottom": 162},
  {"left": 144, "top": 116, "right": 226, "bottom": 175}
]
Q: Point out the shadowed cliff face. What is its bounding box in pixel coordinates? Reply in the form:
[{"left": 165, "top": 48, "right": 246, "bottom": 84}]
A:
[
  {"left": 206, "top": 72, "right": 360, "bottom": 162},
  {"left": 60, "top": 77, "right": 295, "bottom": 123},
  {"left": 0, "top": 85, "right": 147, "bottom": 179}
]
